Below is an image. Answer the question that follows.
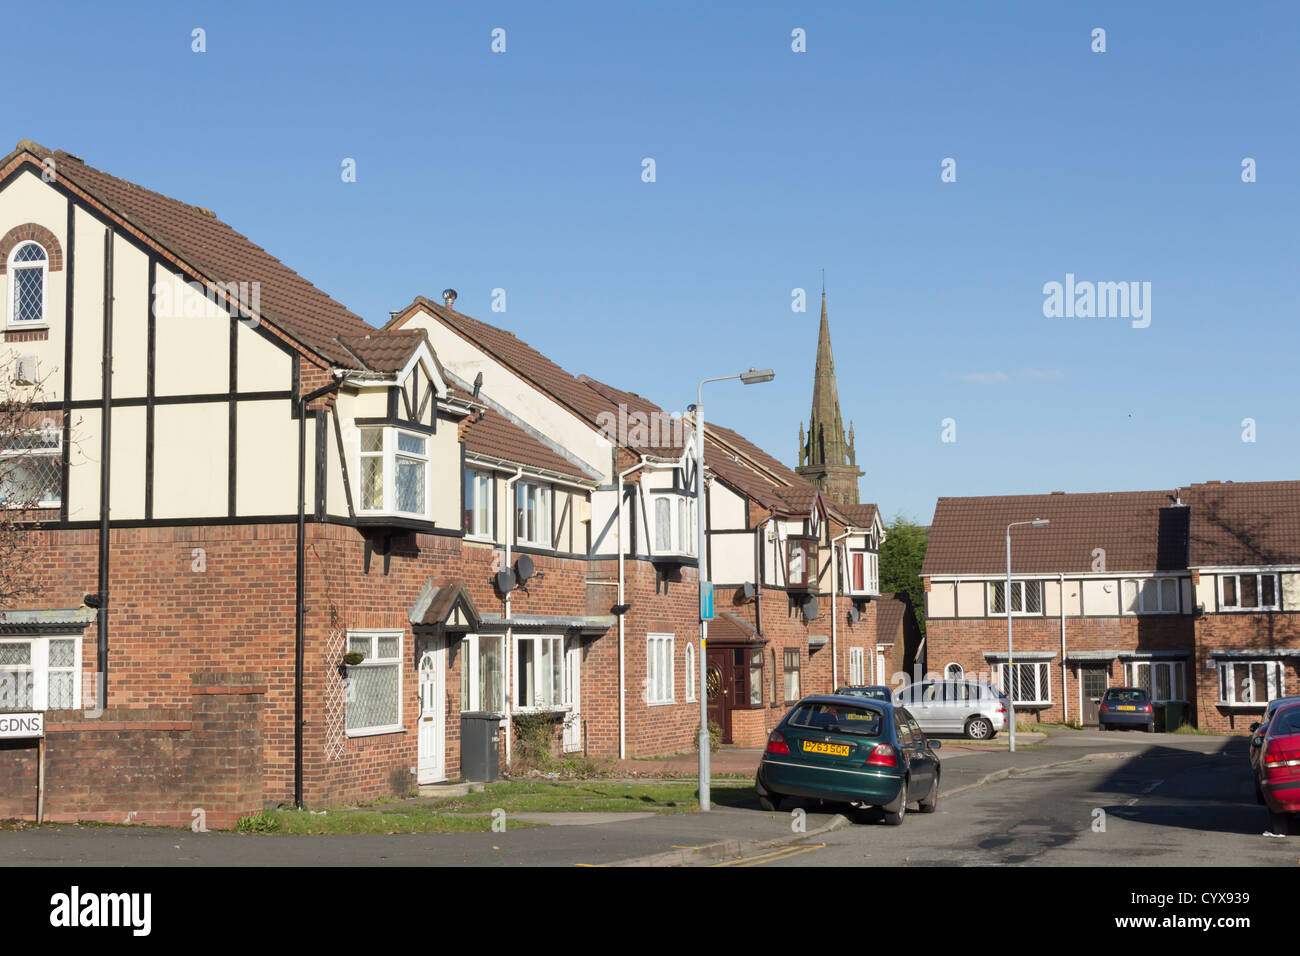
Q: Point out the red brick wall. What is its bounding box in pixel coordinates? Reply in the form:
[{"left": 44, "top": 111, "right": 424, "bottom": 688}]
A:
[
  {"left": 1193, "top": 613, "right": 1300, "bottom": 733},
  {"left": 0, "top": 672, "right": 263, "bottom": 829}
]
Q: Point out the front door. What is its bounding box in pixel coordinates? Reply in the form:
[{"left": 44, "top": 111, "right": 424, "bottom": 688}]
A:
[
  {"left": 562, "top": 641, "right": 582, "bottom": 753},
  {"left": 706, "top": 647, "right": 733, "bottom": 744},
  {"left": 1081, "top": 665, "right": 1108, "bottom": 727},
  {"left": 418, "top": 642, "right": 446, "bottom": 783}
]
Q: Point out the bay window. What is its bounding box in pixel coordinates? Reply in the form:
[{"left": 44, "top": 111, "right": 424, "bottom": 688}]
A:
[
  {"left": 785, "top": 536, "right": 818, "bottom": 589},
  {"left": 649, "top": 492, "right": 695, "bottom": 557},
  {"left": 845, "top": 549, "right": 878, "bottom": 595},
  {"left": 344, "top": 631, "right": 403, "bottom": 734},
  {"left": 996, "top": 661, "right": 1051, "bottom": 705},
  {"left": 463, "top": 470, "right": 493, "bottom": 538},
  {"left": 0, "top": 636, "right": 79, "bottom": 710},
  {"left": 357, "top": 426, "right": 429, "bottom": 518},
  {"left": 1219, "top": 573, "right": 1280, "bottom": 611},
  {"left": 460, "top": 634, "right": 504, "bottom": 713},
  {"left": 515, "top": 481, "right": 551, "bottom": 548},
  {"left": 1216, "top": 660, "right": 1284, "bottom": 706},
  {"left": 1125, "top": 660, "right": 1185, "bottom": 702},
  {"left": 516, "top": 634, "right": 563, "bottom": 710}
]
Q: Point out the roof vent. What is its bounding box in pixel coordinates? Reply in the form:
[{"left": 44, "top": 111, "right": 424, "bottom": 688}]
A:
[{"left": 442, "top": 288, "right": 458, "bottom": 309}]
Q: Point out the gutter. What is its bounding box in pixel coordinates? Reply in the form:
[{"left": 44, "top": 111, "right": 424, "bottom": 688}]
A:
[
  {"left": 294, "top": 373, "right": 343, "bottom": 809},
  {"left": 95, "top": 229, "right": 114, "bottom": 709}
]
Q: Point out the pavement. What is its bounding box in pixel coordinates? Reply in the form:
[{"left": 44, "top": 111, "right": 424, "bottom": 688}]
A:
[{"left": 0, "top": 728, "right": 1258, "bottom": 867}]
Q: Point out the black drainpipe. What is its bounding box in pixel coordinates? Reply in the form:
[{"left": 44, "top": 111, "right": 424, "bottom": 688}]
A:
[
  {"left": 295, "top": 376, "right": 342, "bottom": 809},
  {"left": 96, "top": 230, "right": 114, "bottom": 703}
]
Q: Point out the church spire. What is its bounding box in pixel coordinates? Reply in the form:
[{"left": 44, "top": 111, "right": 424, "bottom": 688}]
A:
[{"left": 795, "top": 288, "right": 863, "bottom": 506}]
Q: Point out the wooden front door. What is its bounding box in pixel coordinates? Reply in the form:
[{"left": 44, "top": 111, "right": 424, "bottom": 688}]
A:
[
  {"left": 1081, "top": 665, "right": 1108, "bottom": 727},
  {"left": 706, "top": 647, "right": 734, "bottom": 744}
]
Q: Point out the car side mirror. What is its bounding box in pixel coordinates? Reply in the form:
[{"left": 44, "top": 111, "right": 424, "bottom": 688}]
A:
[
  {"left": 1251, "top": 736, "right": 1264, "bottom": 746},
  {"left": 928, "top": 738, "right": 942, "bottom": 750},
  {"left": 1249, "top": 722, "right": 1260, "bottom": 732}
]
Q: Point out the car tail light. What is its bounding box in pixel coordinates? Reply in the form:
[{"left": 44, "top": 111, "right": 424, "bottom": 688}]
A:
[
  {"left": 996, "top": 702, "right": 1007, "bottom": 714},
  {"left": 1099, "top": 702, "right": 1109, "bottom": 712},
  {"left": 865, "top": 744, "right": 897, "bottom": 768},
  {"left": 765, "top": 731, "right": 789, "bottom": 755},
  {"left": 1264, "top": 743, "right": 1300, "bottom": 777}
]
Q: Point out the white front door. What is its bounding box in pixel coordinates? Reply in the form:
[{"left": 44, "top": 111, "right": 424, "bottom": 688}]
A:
[
  {"left": 418, "top": 642, "right": 446, "bottom": 783},
  {"left": 562, "top": 641, "right": 582, "bottom": 753},
  {"left": 875, "top": 648, "right": 886, "bottom": 686}
]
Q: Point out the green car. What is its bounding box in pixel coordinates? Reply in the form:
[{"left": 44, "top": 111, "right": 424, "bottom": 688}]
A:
[{"left": 755, "top": 695, "right": 941, "bottom": 825}]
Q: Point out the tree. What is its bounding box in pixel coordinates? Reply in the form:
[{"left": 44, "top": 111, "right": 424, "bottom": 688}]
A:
[
  {"left": 879, "top": 514, "right": 929, "bottom": 635},
  {"left": 0, "top": 351, "right": 65, "bottom": 607}
]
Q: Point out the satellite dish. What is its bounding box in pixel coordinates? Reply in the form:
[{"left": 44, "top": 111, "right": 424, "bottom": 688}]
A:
[
  {"left": 742, "top": 582, "right": 755, "bottom": 600},
  {"left": 515, "top": 554, "right": 535, "bottom": 582},
  {"left": 848, "top": 607, "right": 860, "bottom": 623},
  {"left": 802, "top": 596, "right": 820, "bottom": 621},
  {"left": 495, "top": 569, "right": 516, "bottom": 594}
]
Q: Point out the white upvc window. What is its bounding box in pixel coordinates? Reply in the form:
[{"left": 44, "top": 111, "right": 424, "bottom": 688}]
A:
[
  {"left": 344, "top": 631, "right": 403, "bottom": 735},
  {"left": 1121, "top": 577, "right": 1180, "bottom": 614},
  {"left": 649, "top": 491, "right": 695, "bottom": 557},
  {"left": 989, "top": 580, "right": 1043, "bottom": 616},
  {"left": 515, "top": 634, "right": 564, "bottom": 711},
  {"left": 1125, "top": 660, "right": 1186, "bottom": 702},
  {"left": 460, "top": 633, "right": 504, "bottom": 713},
  {"left": 357, "top": 426, "right": 429, "bottom": 518},
  {"left": 7, "top": 241, "right": 48, "bottom": 327},
  {"left": 0, "top": 424, "right": 62, "bottom": 509},
  {"left": 996, "top": 661, "right": 1051, "bottom": 705},
  {"left": 1216, "top": 660, "right": 1284, "bottom": 706},
  {"left": 844, "top": 549, "right": 879, "bottom": 596},
  {"left": 0, "top": 635, "right": 80, "bottom": 710},
  {"left": 514, "top": 480, "right": 551, "bottom": 548},
  {"left": 463, "top": 470, "right": 493, "bottom": 539},
  {"left": 1218, "top": 573, "right": 1281, "bottom": 611},
  {"left": 647, "top": 633, "right": 674, "bottom": 704},
  {"left": 849, "top": 647, "right": 865, "bottom": 685},
  {"left": 685, "top": 641, "right": 696, "bottom": 701}
]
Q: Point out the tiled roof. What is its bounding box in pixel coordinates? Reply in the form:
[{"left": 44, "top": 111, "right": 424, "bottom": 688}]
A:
[
  {"left": 13, "top": 143, "right": 375, "bottom": 365},
  {"left": 876, "top": 593, "right": 910, "bottom": 644},
  {"left": 921, "top": 490, "right": 1188, "bottom": 576},
  {"left": 336, "top": 329, "right": 429, "bottom": 373},
  {"left": 710, "top": 608, "right": 760, "bottom": 642},
  {"left": 841, "top": 503, "right": 880, "bottom": 530},
  {"left": 463, "top": 411, "right": 595, "bottom": 482},
  {"left": 577, "top": 375, "right": 688, "bottom": 456},
  {"left": 1185, "top": 480, "right": 1300, "bottom": 567}
]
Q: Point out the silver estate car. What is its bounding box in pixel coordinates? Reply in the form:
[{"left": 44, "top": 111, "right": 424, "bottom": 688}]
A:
[{"left": 895, "top": 680, "right": 1009, "bottom": 740}]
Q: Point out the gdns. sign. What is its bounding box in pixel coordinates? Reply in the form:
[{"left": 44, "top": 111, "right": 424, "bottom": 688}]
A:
[{"left": 0, "top": 712, "right": 44, "bottom": 738}]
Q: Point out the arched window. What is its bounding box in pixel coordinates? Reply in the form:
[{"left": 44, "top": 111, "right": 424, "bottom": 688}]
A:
[
  {"left": 945, "top": 662, "right": 964, "bottom": 681},
  {"left": 8, "top": 241, "right": 48, "bottom": 325},
  {"left": 685, "top": 642, "right": 696, "bottom": 701}
]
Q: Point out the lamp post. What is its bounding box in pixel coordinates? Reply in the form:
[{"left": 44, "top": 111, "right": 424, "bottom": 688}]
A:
[
  {"left": 695, "top": 367, "right": 775, "bottom": 811},
  {"left": 1006, "top": 518, "right": 1049, "bottom": 753}
]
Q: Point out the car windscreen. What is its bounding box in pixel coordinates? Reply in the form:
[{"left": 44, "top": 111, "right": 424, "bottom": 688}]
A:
[
  {"left": 1271, "top": 707, "right": 1300, "bottom": 737},
  {"left": 836, "top": 687, "right": 890, "bottom": 700},
  {"left": 1103, "top": 689, "right": 1146, "bottom": 702},
  {"left": 787, "top": 702, "right": 884, "bottom": 737}
]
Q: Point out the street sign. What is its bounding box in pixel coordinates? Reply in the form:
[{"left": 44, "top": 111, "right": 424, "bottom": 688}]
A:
[
  {"left": 0, "top": 712, "right": 43, "bottom": 739},
  {"left": 700, "top": 581, "right": 714, "bottom": 621}
]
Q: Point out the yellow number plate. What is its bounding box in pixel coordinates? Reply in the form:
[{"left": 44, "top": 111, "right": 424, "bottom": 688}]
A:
[
  {"left": 1117, "top": 705, "right": 1136, "bottom": 711},
  {"left": 802, "top": 741, "right": 850, "bottom": 757}
]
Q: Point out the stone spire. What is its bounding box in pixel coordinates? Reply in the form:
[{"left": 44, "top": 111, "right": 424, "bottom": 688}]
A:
[{"left": 795, "top": 291, "right": 863, "bottom": 506}]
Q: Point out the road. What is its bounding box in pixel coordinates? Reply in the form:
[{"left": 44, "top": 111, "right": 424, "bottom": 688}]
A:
[{"left": 705, "top": 733, "right": 1298, "bottom": 867}]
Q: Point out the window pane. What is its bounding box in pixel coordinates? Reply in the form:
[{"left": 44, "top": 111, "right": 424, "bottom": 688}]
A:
[
  {"left": 518, "top": 641, "right": 535, "bottom": 707},
  {"left": 14, "top": 268, "right": 43, "bottom": 322},
  {"left": 1241, "top": 575, "right": 1259, "bottom": 608},
  {"left": 397, "top": 433, "right": 424, "bottom": 455},
  {"left": 480, "top": 636, "right": 502, "bottom": 712},
  {"left": 360, "top": 428, "right": 384, "bottom": 453},
  {"left": 541, "top": 639, "right": 560, "bottom": 707},
  {"left": 1222, "top": 576, "right": 1237, "bottom": 607},
  {"left": 348, "top": 636, "right": 370, "bottom": 655},
  {"left": 48, "top": 672, "right": 74, "bottom": 709},
  {"left": 346, "top": 663, "right": 398, "bottom": 729},
  {"left": 1140, "top": 580, "right": 1157, "bottom": 613},
  {"left": 0, "top": 670, "right": 34, "bottom": 709},
  {"left": 852, "top": 553, "right": 864, "bottom": 591},
  {"left": 1009, "top": 583, "right": 1023, "bottom": 613},
  {"left": 377, "top": 636, "right": 399, "bottom": 659},
  {"left": 360, "top": 457, "right": 383, "bottom": 509},
  {"left": 654, "top": 498, "right": 671, "bottom": 551},
  {"left": 395, "top": 458, "right": 425, "bottom": 513},
  {"left": 48, "top": 639, "right": 75, "bottom": 667},
  {"left": 461, "top": 638, "right": 473, "bottom": 710},
  {"left": 1025, "top": 582, "right": 1042, "bottom": 613},
  {"left": 1154, "top": 664, "right": 1171, "bottom": 701},
  {"left": 1134, "top": 663, "right": 1152, "bottom": 696},
  {"left": 0, "top": 642, "right": 32, "bottom": 665},
  {"left": 1160, "top": 578, "right": 1178, "bottom": 612},
  {"left": 1122, "top": 580, "right": 1139, "bottom": 613},
  {"left": 1262, "top": 575, "right": 1277, "bottom": 607},
  {"left": 14, "top": 243, "right": 46, "bottom": 263},
  {"left": 463, "top": 472, "right": 475, "bottom": 533},
  {"left": 989, "top": 582, "right": 1005, "bottom": 614}
]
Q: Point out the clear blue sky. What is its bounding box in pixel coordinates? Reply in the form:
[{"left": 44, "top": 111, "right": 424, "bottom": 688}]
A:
[{"left": 7, "top": 1, "right": 1298, "bottom": 522}]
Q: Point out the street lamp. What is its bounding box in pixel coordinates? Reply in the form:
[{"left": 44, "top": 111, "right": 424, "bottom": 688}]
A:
[
  {"left": 695, "top": 367, "right": 775, "bottom": 811},
  {"left": 1006, "top": 518, "right": 1049, "bottom": 753}
]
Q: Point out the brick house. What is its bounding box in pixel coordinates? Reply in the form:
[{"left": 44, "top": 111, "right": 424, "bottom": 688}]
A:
[
  {"left": 922, "top": 481, "right": 1300, "bottom": 733},
  {"left": 0, "top": 141, "right": 905, "bottom": 825}
]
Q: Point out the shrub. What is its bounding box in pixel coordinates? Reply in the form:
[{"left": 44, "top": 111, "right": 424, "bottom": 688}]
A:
[
  {"left": 235, "top": 810, "right": 280, "bottom": 833},
  {"left": 693, "top": 721, "right": 722, "bottom": 753}
]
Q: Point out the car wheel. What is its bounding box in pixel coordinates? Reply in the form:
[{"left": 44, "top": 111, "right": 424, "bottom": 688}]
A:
[
  {"left": 1268, "top": 808, "right": 1291, "bottom": 836},
  {"left": 882, "top": 779, "right": 907, "bottom": 826},
  {"left": 918, "top": 774, "right": 939, "bottom": 814},
  {"left": 966, "top": 717, "right": 993, "bottom": 740}
]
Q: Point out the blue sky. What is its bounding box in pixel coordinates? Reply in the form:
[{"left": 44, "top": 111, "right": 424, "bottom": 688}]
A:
[{"left": 7, "top": 1, "right": 1298, "bottom": 522}]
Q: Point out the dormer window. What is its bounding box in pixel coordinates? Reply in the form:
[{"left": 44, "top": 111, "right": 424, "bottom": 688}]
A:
[
  {"left": 845, "top": 548, "right": 879, "bottom": 596},
  {"left": 649, "top": 491, "right": 695, "bottom": 558},
  {"left": 357, "top": 426, "right": 429, "bottom": 518},
  {"left": 515, "top": 480, "right": 551, "bottom": 548},
  {"left": 8, "top": 242, "right": 47, "bottom": 326},
  {"left": 785, "top": 535, "right": 818, "bottom": 589}
]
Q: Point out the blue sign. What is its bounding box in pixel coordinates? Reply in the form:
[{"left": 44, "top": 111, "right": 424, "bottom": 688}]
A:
[{"left": 700, "top": 582, "right": 715, "bottom": 621}]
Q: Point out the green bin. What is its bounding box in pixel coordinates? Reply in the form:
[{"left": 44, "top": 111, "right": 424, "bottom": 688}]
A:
[
  {"left": 1153, "top": 702, "right": 1167, "bottom": 732},
  {"left": 1164, "top": 700, "right": 1185, "bottom": 732}
]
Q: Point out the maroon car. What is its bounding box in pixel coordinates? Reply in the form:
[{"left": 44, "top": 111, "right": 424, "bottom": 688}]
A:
[{"left": 1253, "top": 701, "right": 1300, "bottom": 835}]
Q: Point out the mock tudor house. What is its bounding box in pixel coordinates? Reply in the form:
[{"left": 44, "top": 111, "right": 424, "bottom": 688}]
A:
[
  {"left": 0, "top": 140, "right": 903, "bottom": 826},
  {"left": 922, "top": 481, "right": 1300, "bottom": 733}
]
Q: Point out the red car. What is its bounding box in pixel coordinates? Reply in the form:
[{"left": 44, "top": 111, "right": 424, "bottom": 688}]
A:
[{"left": 1253, "top": 701, "right": 1300, "bottom": 835}]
